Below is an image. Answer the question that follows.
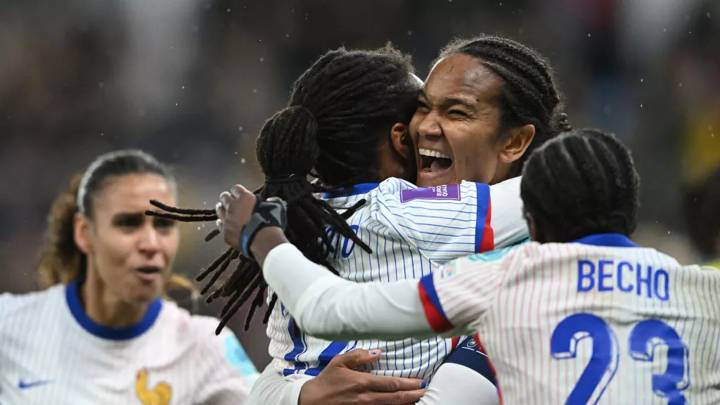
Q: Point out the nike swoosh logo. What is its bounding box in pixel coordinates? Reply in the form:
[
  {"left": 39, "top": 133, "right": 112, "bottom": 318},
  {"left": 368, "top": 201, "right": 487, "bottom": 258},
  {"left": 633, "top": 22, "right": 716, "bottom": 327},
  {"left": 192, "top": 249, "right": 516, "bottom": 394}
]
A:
[{"left": 17, "top": 379, "right": 52, "bottom": 389}]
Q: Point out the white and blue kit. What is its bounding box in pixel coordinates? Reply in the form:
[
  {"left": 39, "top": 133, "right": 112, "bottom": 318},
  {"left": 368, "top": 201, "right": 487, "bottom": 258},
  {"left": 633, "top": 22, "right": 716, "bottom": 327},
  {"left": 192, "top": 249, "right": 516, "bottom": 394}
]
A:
[
  {"left": 253, "top": 177, "right": 526, "bottom": 403},
  {"left": 0, "top": 281, "right": 258, "bottom": 405},
  {"left": 264, "top": 234, "right": 720, "bottom": 404}
]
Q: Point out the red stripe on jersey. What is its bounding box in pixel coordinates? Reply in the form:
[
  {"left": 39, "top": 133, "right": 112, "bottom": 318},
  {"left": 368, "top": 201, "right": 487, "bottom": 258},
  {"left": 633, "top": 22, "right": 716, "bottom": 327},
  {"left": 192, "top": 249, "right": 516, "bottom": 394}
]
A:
[
  {"left": 451, "top": 336, "right": 460, "bottom": 350},
  {"left": 418, "top": 282, "right": 453, "bottom": 333},
  {"left": 480, "top": 200, "right": 494, "bottom": 252},
  {"left": 473, "top": 333, "right": 503, "bottom": 405}
]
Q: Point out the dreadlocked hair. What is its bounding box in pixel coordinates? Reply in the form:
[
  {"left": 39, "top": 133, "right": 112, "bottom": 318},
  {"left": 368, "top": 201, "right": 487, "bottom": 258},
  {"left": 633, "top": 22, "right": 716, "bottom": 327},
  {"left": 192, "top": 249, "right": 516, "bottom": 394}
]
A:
[
  {"left": 149, "top": 45, "right": 419, "bottom": 334},
  {"left": 38, "top": 150, "right": 196, "bottom": 298},
  {"left": 439, "top": 35, "right": 572, "bottom": 177},
  {"left": 521, "top": 128, "right": 640, "bottom": 242}
]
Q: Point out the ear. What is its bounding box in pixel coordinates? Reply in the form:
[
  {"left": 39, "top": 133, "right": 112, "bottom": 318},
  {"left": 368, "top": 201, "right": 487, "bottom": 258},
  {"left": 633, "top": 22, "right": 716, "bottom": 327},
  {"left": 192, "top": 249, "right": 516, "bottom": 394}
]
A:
[
  {"left": 499, "top": 124, "right": 535, "bottom": 164},
  {"left": 389, "top": 122, "right": 412, "bottom": 160},
  {"left": 74, "top": 213, "right": 93, "bottom": 255}
]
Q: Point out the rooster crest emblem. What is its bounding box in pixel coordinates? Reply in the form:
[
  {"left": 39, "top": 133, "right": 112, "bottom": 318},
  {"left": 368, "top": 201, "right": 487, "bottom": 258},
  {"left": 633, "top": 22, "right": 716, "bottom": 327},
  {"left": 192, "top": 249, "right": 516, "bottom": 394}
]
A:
[{"left": 135, "top": 369, "right": 172, "bottom": 405}]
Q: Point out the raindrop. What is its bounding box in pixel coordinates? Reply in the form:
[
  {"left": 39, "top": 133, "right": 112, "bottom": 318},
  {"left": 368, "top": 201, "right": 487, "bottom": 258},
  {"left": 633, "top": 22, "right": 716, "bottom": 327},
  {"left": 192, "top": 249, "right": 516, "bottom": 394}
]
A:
[
  {"left": 98, "top": 82, "right": 105, "bottom": 88},
  {"left": 234, "top": 151, "right": 238, "bottom": 155},
  {"left": 238, "top": 126, "right": 244, "bottom": 132},
  {"left": 662, "top": 27, "right": 667, "bottom": 33},
  {"left": 587, "top": 32, "right": 592, "bottom": 38},
  {"left": 666, "top": 230, "right": 671, "bottom": 235},
  {"left": 240, "top": 158, "right": 247, "bottom": 164},
  {"left": 639, "top": 103, "right": 644, "bottom": 109},
  {"left": 639, "top": 78, "right": 644, "bottom": 83},
  {"left": 175, "top": 102, "right": 179, "bottom": 106},
  {"left": 707, "top": 12, "right": 712, "bottom": 19},
  {"left": 99, "top": 132, "right": 104, "bottom": 137},
  {"left": 197, "top": 226, "right": 202, "bottom": 231},
  {"left": 499, "top": 1, "right": 503, "bottom": 6},
  {"left": 448, "top": 0, "right": 452, "bottom": 3},
  {"left": 181, "top": 85, "right": 185, "bottom": 90},
  {"left": 285, "top": 33, "right": 291, "bottom": 39},
  {"left": 678, "top": 82, "right": 683, "bottom": 88},
  {"left": 259, "top": 57, "right": 265, "bottom": 63},
  {"left": 226, "top": 8, "right": 231, "bottom": 12},
  {"left": 252, "top": 89, "right": 258, "bottom": 94},
  {"left": 407, "top": 30, "right": 413, "bottom": 36}
]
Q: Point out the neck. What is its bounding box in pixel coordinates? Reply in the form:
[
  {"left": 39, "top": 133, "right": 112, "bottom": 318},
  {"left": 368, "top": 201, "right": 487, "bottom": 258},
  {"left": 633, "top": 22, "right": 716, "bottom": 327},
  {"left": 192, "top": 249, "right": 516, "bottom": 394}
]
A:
[{"left": 81, "top": 268, "right": 148, "bottom": 328}]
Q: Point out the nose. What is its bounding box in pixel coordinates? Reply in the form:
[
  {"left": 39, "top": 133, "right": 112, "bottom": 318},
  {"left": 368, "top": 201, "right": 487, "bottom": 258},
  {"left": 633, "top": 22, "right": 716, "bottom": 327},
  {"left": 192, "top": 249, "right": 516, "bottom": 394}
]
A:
[
  {"left": 417, "top": 111, "right": 442, "bottom": 139},
  {"left": 138, "top": 225, "right": 161, "bottom": 256}
]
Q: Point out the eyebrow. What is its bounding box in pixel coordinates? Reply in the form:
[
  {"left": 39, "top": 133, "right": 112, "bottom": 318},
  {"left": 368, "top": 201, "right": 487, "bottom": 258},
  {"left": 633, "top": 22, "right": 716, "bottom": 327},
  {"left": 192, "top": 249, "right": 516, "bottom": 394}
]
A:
[
  {"left": 418, "top": 91, "right": 477, "bottom": 111},
  {"left": 111, "top": 212, "right": 145, "bottom": 223}
]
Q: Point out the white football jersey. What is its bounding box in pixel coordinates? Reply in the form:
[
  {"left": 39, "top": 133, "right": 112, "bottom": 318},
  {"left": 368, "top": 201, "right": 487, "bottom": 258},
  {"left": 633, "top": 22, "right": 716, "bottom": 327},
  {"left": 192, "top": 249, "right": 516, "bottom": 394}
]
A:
[
  {"left": 266, "top": 176, "right": 527, "bottom": 380},
  {"left": 420, "top": 234, "right": 720, "bottom": 403},
  {"left": 0, "top": 281, "right": 258, "bottom": 405}
]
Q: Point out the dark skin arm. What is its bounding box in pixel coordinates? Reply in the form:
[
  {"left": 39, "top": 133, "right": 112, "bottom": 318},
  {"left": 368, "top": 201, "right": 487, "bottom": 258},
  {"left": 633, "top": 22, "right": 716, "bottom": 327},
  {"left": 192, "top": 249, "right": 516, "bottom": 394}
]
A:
[{"left": 217, "top": 184, "right": 425, "bottom": 405}]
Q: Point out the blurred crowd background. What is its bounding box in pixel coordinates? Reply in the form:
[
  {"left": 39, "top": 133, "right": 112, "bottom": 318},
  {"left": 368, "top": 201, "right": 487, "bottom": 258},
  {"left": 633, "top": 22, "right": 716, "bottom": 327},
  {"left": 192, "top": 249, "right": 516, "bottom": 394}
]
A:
[{"left": 2, "top": 0, "right": 718, "bottom": 368}]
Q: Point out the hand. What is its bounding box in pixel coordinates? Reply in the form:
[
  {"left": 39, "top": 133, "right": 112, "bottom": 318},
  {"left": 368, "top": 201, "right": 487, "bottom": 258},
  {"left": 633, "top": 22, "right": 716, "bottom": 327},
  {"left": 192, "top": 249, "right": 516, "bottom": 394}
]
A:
[
  {"left": 299, "top": 349, "right": 425, "bottom": 405},
  {"left": 215, "top": 184, "right": 257, "bottom": 250}
]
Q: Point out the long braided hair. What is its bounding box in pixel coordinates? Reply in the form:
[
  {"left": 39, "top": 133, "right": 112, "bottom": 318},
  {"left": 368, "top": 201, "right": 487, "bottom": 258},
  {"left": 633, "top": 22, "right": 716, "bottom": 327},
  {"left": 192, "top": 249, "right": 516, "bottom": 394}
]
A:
[
  {"left": 521, "top": 128, "right": 640, "bottom": 242},
  {"left": 148, "top": 45, "right": 421, "bottom": 333},
  {"left": 438, "top": 35, "right": 572, "bottom": 176}
]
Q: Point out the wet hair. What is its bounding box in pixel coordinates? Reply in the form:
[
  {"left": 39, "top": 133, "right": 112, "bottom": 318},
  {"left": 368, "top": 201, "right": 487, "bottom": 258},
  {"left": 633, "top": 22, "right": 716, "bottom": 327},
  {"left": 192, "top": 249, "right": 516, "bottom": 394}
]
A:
[
  {"left": 685, "top": 167, "right": 720, "bottom": 258},
  {"left": 149, "top": 45, "right": 421, "bottom": 333},
  {"left": 438, "top": 34, "right": 572, "bottom": 176},
  {"left": 37, "top": 150, "right": 193, "bottom": 294},
  {"left": 520, "top": 128, "right": 640, "bottom": 242}
]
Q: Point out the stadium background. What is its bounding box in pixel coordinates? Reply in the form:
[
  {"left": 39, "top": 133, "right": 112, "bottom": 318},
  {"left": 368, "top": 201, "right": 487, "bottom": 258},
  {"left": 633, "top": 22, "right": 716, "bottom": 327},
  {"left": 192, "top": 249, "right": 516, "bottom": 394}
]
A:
[{"left": 1, "top": 0, "right": 718, "bottom": 369}]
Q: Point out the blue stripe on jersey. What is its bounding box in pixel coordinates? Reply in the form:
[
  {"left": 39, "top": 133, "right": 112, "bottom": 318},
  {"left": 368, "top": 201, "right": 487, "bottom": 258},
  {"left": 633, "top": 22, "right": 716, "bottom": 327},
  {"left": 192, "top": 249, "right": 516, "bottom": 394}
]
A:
[
  {"left": 323, "top": 182, "right": 380, "bottom": 198},
  {"left": 282, "top": 318, "right": 308, "bottom": 375},
  {"left": 304, "top": 340, "right": 349, "bottom": 376},
  {"left": 474, "top": 183, "right": 491, "bottom": 252},
  {"left": 575, "top": 233, "right": 639, "bottom": 248},
  {"left": 65, "top": 280, "right": 162, "bottom": 340}
]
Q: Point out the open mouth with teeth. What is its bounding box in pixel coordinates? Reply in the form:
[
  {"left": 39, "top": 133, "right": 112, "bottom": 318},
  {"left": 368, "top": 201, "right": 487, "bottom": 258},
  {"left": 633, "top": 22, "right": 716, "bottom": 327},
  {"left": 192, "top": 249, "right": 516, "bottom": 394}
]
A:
[{"left": 419, "top": 148, "right": 453, "bottom": 172}]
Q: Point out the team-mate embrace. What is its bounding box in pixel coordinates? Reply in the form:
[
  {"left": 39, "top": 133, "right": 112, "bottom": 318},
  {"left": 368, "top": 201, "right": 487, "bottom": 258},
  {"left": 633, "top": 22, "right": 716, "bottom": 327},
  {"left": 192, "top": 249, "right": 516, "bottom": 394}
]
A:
[{"left": 219, "top": 128, "right": 720, "bottom": 404}]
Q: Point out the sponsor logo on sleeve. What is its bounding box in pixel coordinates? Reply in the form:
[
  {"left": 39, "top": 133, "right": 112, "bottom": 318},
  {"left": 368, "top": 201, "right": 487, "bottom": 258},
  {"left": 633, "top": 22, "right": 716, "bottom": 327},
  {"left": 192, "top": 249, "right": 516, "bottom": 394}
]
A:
[{"left": 400, "top": 184, "right": 461, "bottom": 203}]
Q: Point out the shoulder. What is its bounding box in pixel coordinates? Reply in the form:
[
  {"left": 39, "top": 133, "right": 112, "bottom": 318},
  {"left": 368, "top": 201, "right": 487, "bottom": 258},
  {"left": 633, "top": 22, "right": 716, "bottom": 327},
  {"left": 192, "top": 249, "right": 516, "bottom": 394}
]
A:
[{"left": 0, "top": 284, "right": 62, "bottom": 319}]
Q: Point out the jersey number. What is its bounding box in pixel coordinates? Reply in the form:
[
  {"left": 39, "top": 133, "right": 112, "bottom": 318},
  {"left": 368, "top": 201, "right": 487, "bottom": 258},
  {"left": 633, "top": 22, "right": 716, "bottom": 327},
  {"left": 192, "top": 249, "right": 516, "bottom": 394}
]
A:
[{"left": 550, "top": 313, "right": 689, "bottom": 405}]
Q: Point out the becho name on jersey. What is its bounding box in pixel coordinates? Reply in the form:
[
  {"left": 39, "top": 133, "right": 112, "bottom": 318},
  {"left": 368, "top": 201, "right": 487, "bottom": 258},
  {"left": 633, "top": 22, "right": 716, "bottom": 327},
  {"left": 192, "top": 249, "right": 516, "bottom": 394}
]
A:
[{"left": 576, "top": 259, "right": 670, "bottom": 301}]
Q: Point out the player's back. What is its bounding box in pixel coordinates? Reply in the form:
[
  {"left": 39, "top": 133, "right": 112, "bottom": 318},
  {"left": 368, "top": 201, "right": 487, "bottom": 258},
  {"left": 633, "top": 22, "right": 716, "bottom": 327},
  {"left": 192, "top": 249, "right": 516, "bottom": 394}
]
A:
[
  {"left": 266, "top": 176, "right": 527, "bottom": 379},
  {"left": 444, "top": 234, "right": 720, "bottom": 403}
]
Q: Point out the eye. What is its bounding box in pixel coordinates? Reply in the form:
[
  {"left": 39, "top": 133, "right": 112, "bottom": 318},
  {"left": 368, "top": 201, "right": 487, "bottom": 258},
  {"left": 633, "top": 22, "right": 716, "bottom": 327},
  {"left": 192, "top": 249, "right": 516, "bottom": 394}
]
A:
[
  {"left": 154, "top": 217, "right": 176, "bottom": 231},
  {"left": 416, "top": 99, "right": 430, "bottom": 113},
  {"left": 113, "top": 214, "right": 143, "bottom": 230},
  {"left": 448, "top": 109, "right": 470, "bottom": 118}
]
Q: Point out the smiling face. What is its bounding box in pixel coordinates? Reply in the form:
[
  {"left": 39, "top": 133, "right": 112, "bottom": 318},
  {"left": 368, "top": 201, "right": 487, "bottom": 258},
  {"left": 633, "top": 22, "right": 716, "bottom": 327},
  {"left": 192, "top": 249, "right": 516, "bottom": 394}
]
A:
[
  {"left": 76, "top": 173, "right": 179, "bottom": 305},
  {"left": 410, "top": 53, "right": 510, "bottom": 186}
]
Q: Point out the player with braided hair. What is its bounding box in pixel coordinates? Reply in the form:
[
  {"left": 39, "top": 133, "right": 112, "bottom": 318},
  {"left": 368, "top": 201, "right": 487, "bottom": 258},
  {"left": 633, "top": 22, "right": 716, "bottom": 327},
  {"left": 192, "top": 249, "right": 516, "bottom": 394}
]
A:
[
  {"left": 225, "top": 128, "right": 720, "bottom": 403},
  {"left": 412, "top": 34, "right": 571, "bottom": 186},
  {"left": 198, "top": 37, "right": 572, "bottom": 404}
]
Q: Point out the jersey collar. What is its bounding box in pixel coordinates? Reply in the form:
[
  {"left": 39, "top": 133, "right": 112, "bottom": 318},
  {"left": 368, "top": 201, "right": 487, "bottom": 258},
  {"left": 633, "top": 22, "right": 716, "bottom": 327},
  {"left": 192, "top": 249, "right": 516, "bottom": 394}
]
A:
[
  {"left": 574, "top": 233, "right": 638, "bottom": 248},
  {"left": 65, "top": 279, "right": 163, "bottom": 340},
  {"left": 323, "top": 182, "right": 380, "bottom": 198}
]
